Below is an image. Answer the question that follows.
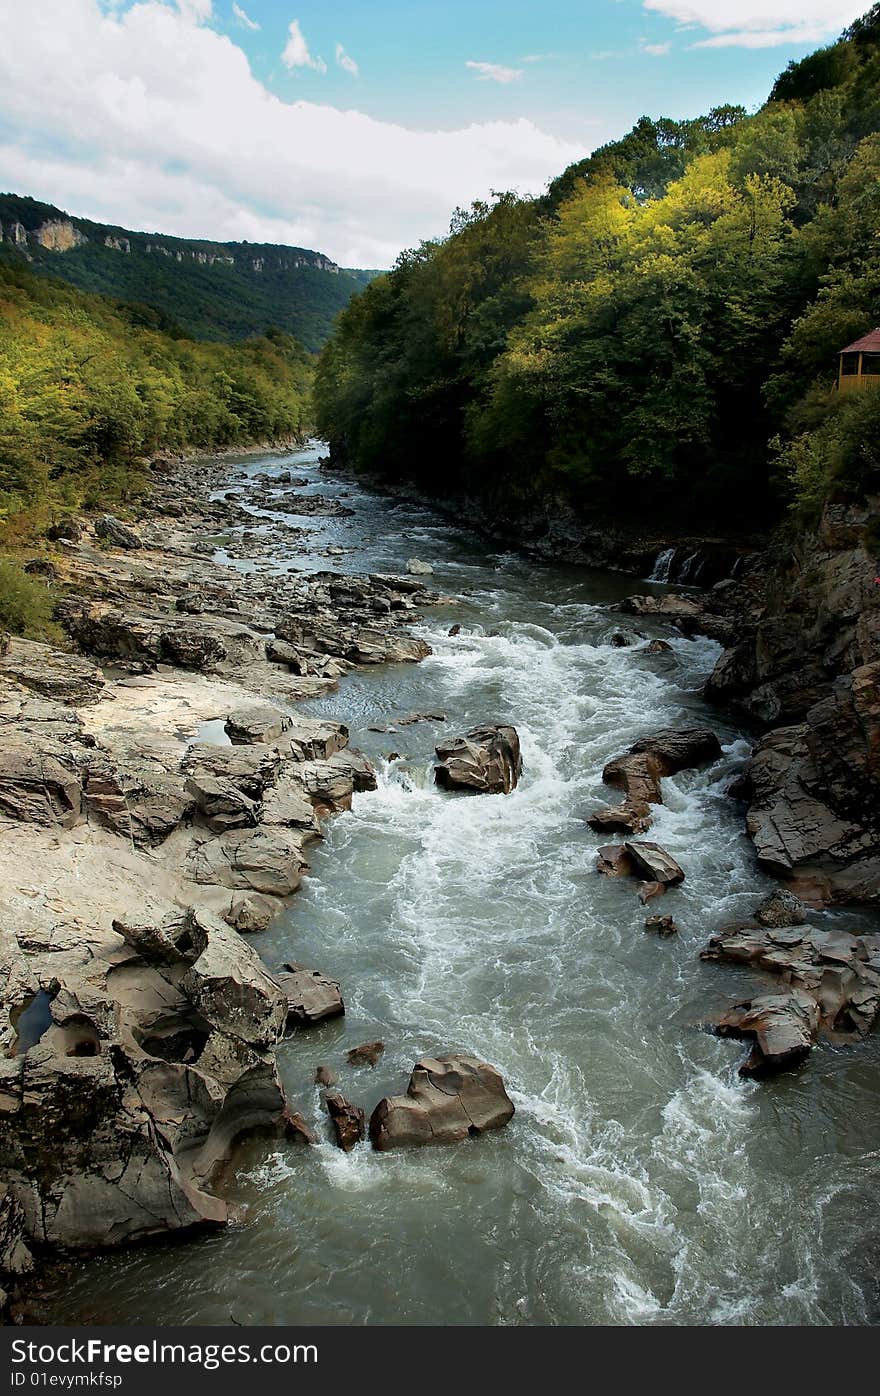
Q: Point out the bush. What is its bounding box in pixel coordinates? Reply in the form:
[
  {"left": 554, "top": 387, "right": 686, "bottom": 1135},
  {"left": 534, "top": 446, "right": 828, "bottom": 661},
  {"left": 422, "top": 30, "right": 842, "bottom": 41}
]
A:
[{"left": 0, "top": 560, "right": 56, "bottom": 636}]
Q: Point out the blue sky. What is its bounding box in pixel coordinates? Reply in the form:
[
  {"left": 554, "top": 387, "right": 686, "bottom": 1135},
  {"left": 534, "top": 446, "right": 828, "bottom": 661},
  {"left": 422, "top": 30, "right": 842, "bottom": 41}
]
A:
[
  {"left": 0, "top": 1, "right": 867, "bottom": 266},
  {"left": 230, "top": 0, "right": 852, "bottom": 143}
]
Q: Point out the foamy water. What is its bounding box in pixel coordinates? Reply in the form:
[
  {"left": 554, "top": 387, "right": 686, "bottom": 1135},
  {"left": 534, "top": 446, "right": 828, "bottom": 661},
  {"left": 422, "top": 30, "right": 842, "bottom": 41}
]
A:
[{"left": 47, "top": 444, "right": 880, "bottom": 1327}]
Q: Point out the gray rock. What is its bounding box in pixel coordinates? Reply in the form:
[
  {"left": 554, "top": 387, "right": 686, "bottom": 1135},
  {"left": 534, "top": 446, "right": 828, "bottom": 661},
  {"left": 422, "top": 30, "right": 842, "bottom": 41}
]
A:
[
  {"left": 95, "top": 514, "right": 142, "bottom": 550},
  {"left": 0, "top": 639, "right": 105, "bottom": 706},
  {"left": 754, "top": 888, "right": 808, "bottom": 928},
  {"left": 186, "top": 827, "right": 309, "bottom": 896},
  {"left": 406, "top": 559, "right": 434, "bottom": 576},
  {"left": 435, "top": 724, "right": 522, "bottom": 795},
  {"left": 225, "top": 704, "right": 292, "bottom": 745},
  {"left": 224, "top": 893, "right": 277, "bottom": 934},
  {"left": 623, "top": 842, "right": 685, "bottom": 886},
  {"left": 276, "top": 963, "right": 344, "bottom": 1027},
  {"left": 182, "top": 909, "right": 288, "bottom": 1047},
  {"left": 370, "top": 1054, "right": 514, "bottom": 1151},
  {"left": 0, "top": 740, "right": 82, "bottom": 827}
]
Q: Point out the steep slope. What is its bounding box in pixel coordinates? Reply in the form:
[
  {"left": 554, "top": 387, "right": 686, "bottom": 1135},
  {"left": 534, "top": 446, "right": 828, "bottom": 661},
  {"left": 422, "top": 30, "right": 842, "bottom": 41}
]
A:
[{"left": 0, "top": 194, "right": 377, "bottom": 352}]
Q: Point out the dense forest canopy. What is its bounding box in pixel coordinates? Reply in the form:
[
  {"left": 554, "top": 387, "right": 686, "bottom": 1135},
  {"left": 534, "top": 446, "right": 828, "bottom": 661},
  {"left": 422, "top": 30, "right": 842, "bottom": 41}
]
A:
[
  {"left": 315, "top": 5, "right": 880, "bottom": 529},
  {"left": 0, "top": 194, "right": 376, "bottom": 354},
  {"left": 0, "top": 262, "right": 312, "bottom": 544}
]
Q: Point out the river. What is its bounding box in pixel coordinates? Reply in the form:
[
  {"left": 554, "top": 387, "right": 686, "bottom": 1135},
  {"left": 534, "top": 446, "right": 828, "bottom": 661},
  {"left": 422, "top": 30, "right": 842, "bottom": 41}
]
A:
[{"left": 47, "top": 443, "right": 880, "bottom": 1327}]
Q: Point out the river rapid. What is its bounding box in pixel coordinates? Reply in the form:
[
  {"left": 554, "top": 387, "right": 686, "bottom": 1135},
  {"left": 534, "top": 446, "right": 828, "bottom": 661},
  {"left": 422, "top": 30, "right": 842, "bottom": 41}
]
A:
[{"left": 48, "top": 443, "right": 880, "bottom": 1327}]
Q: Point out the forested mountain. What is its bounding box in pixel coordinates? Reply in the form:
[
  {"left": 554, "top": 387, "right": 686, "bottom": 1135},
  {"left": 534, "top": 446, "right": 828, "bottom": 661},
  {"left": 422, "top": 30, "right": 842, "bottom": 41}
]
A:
[
  {"left": 315, "top": 5, "right": 880, "bottom": 531},
  {"left": 0, "top": 261, "right": 312, "bottom": 545},
  {"left": 0, "top": 194, "right": 376, "bottom": 352}
]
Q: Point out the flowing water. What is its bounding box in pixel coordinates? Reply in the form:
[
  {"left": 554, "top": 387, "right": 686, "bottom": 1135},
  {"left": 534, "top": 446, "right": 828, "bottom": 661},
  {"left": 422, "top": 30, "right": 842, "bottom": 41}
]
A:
[{"left": 49, "top": 444, "right": 880, "bottom": 1327}]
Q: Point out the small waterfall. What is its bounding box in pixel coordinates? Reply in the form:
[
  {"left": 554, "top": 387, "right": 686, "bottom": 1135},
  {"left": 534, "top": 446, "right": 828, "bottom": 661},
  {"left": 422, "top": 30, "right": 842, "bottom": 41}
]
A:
[
  {"left": 648, "top": 547, "right": 676, "bottom": 583},
  {"left": 677, "top": 551, "right": 703, "bottom": 584}
]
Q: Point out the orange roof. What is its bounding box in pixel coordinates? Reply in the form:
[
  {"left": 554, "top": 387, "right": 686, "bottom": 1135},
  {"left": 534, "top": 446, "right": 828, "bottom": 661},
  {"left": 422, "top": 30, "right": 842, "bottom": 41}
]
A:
[{"left": 840, "top": 328, "right": 880, "bottom": 354}]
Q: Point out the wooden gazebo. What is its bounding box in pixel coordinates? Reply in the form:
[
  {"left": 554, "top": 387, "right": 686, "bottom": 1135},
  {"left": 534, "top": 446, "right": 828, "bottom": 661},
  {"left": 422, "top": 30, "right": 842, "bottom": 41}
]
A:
[{"left": 838, "top": 328, "right": 880, "bottom": 393}]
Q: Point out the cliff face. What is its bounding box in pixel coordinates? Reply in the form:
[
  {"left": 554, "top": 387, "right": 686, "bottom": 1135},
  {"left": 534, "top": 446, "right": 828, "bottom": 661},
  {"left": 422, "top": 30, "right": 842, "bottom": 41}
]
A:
[{"left": 706, "top": 497, "right": 880, "bottom": 903}]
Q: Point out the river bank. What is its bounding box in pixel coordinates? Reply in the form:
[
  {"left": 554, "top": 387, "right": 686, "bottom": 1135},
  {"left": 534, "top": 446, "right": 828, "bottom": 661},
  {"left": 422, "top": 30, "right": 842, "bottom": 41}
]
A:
[{"left": 3, "top": 444, "right": 880, "bottom": 1326}]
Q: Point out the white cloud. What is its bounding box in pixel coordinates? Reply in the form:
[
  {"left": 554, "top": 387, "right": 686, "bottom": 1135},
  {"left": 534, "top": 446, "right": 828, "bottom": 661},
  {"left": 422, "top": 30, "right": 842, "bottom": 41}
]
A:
[
  {"left": 643, "top": 1, "right": 868, "bottom": 48},
  {"left": 232, "top": 2, "right": 259, "bottom": 31},
  {"left": 640, "top": 41, "right": 672, "bottom": 56},
  {"left": 176, "top": 0, "right": 212, "bottom": 19},
  {"left": 0, "top": 1, "right": 582, "bottom": 268},
  {"left": 282, "top": 18, "right": 326, "bottom": 73},
  {"left": 466, "top": 60, "right": 524, "bottom": 84},
  {"left": 335, "top": 42, "right": 359, "bottom": 77}
]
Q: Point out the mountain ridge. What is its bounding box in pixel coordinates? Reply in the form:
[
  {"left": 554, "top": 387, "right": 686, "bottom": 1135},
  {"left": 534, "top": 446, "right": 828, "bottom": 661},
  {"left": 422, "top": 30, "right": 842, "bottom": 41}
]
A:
[{"left": 0, "top": 192, "right": 379, "bottom": 351}]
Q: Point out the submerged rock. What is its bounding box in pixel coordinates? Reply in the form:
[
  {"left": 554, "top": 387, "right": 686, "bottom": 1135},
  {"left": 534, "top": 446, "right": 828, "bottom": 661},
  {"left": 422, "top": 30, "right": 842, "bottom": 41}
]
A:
[
  {"left": 369, "top": 1055, "right": 514, "bottom": 1151},
  {"left": 346, "top": 1040, "right": 385, "bottom": 1068},
  {"left": 434, "top": 724, "right": 522, "bottom": 795},
  {"left": 644, "top": 915, "right": 679, "bottom": 937}
]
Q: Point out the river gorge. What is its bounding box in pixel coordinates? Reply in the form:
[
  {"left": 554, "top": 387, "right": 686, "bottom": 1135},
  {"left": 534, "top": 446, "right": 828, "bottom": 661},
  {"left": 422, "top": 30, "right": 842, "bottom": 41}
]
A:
[{"left": 11, "top": 441, "right": 874, "bottom": 1329}]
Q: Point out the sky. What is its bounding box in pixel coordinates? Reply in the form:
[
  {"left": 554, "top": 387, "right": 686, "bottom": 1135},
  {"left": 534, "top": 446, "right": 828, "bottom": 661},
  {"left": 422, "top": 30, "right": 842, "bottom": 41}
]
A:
[{"left": 0, "top": 1, "right": 870, "bottom": 267}]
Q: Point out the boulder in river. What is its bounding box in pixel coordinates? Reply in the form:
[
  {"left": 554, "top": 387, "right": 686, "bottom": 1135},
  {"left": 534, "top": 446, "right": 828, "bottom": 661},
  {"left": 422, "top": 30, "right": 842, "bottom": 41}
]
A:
[
  {"left": 596, "top": 844, "right": 636, "bottom": 877},
  {"left": 407, "top": 559, "right": 434, "bottom": 576},
  {"left": 276, "top": 963, "right": 344, "bottom": 1028},
  {"left": 325, "top": 1092, "right": 365, "bottom": 1152},
  {"left": 712, "top": 991, "right": 818, "bottom": 1077},
  {"left": 182, "top": 909, "right": 288, "bottom": 1048},
  {"left": 624, "top": 842, "right": 685, "bottom": 886},
  {"left": 644, "top": 915, "right": 679, "bottom": 937},
  {"left": 434, "top": 724, "right": 522, "bottom": 795},
  {"left": 370, "top": 1055, "right": 514, "bottom": 1151}
]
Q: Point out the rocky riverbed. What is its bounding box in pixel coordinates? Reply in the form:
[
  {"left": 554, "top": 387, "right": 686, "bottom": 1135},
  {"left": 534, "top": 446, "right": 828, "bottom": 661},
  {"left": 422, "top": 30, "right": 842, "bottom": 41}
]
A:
[{"left": 3, "top": 447, "right": 880, "bottom": 1326}]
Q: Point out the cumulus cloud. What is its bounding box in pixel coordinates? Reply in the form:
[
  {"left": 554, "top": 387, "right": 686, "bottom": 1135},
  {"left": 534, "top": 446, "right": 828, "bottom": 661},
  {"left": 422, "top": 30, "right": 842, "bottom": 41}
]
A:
[
  {"left": 0, "top": 1, "right": 582, "bottom": 267},
  {"left": 465, "top": 60, "right": 524, "bottom": 84},
  {"left": 643, "top": 1, "right": 868, "bottom": 48},
  {"left": 335, "top": 42, "right": 359, "bottom": 77},
  {"left": 282, "top": 18, "right": 326, "bottom": 73},
  {"left": 232, "top": 2, "right": 259, "bottom": 31}
]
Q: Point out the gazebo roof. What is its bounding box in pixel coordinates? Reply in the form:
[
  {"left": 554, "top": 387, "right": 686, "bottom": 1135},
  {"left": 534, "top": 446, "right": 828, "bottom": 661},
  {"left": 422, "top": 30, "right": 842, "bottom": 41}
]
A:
[{"left": 839, "top": 328, "right": 880, "bottom": 354}]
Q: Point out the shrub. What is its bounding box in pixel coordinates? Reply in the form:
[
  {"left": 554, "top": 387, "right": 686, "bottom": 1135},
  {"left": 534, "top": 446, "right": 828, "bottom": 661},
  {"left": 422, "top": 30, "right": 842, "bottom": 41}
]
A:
[{"left": 0, "top": 559, "right": 56, "bottom": 636}]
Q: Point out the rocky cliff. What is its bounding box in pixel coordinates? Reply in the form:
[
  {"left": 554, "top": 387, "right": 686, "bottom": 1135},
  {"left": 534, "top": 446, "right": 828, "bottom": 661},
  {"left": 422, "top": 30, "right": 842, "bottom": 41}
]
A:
[{"left": 703, "top": 498, "right": 880, "bottom": 903}]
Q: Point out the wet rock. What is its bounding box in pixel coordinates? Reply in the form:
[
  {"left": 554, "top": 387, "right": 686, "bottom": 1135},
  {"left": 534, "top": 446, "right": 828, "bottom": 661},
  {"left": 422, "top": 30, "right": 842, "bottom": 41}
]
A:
[
  {"left": 587, "top": 803, "right": 652, "bottom": 835},
  {"left": 638, "top": 880, "right": 667, "bottom": 904},
  {"left": 0, "top": 740, "right": 82, "bottom": 828},
  {"left": 95, "top": 515, "right": 142, "bottom": 550},
  {"left": 346, "top": 1040, "right": 385, "bottom": 1068},
  {"left": 276, "top": 963, "right": 345, "bottom": 1028},
  {"left": 315, "top": 1064, "right": 338, "bottom": 1088},
  {"left": 324, "top": 1091, "right": 365, "bottom": 1151},
  {"left": 645, "top": 639, "right": 673, "bottom": 654},
  {"left": 397, "top": 711, "right": 447, "bottom": 726},
  {"left": 596, "top": 844, "right": 636, "bottom": 877},
  {"left": 644, "top": 915, "right": 678, "bottom": 937},
  {"left": 448, "top": 624, "right": 461, "bottom": 637},
  {"left": 712, "top": 991, "right": 818, "bottom": 1077},
  {"left": 186, "top": 826, "right": 309, "bottom": 896},
  {"left": 0, "top": 639, "right": 105, "bottom": 706},
  {"left": 434, "top": 724, "right": 522, "bottom": 795},
  {"left": 225, "top": 704, "right": 292, "bottom": 745},
  {"left": 407, "top": 559, "right": 434, "bottom": 576},
  {"left": 601, "top": 751, "right": 663, "bottom": 809},
  {"left": 623, "top": 842, "right": 685, "bottom": 886},
  {"left": 369, "top": 1055, "right": 515, "bottom": 1151},
  {"left": 628, "top": 728, "right": 723, "bottom": 774},
  {"left": 701, "top": 919, "right": 880, "bottom": 1039},
  {"left": 182, "top": 909, "right": 288, "bottom": 1048},
  {"left": 754, "top": 889, "right": 808, "bottom": 929}
]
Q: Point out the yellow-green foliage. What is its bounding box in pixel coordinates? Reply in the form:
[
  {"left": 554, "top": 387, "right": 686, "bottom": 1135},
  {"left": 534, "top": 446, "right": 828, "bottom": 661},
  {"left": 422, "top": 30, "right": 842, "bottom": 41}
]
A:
[
  {"left": 0, "top": 265, "right": 313, "bottom": 541},
  {"left": 0, "top": 560, "right": 55, "bottom": 637}
]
